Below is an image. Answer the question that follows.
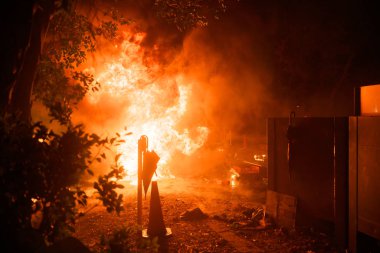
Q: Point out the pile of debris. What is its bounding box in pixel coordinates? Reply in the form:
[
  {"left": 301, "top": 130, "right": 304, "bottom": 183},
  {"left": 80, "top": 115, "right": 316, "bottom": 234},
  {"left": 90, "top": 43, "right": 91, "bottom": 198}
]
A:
[
  {"left": 213, "top": 205, "right": 272, "bottom": 231},
  {"left": 180, "top": 207, "right": 209, "bottom": 221},
  {"left": 178, "top": 204, "right": 272, "bottom": 230}
]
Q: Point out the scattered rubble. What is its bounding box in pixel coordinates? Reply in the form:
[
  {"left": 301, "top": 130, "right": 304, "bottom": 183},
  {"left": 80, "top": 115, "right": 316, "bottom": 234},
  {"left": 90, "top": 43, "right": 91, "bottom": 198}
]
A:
[{"left": 73, "top": 178, "right": 341, "bottom": 252}]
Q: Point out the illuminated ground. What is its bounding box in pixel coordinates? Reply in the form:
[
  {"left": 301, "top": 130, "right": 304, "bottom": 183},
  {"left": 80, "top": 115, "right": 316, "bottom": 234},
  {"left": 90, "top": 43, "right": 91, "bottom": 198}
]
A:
[{"left": 74, "top": 177, "right": 339, "bottom": 252}]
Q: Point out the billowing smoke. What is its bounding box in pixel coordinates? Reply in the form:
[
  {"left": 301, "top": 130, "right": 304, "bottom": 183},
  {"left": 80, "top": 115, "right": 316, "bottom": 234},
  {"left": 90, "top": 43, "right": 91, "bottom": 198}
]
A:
[
  {"left": 164, "top": 25, "right": 275, "bottom": 177},
  {"left": 39, "top": 1, "right": 287, "bottom": 180}
]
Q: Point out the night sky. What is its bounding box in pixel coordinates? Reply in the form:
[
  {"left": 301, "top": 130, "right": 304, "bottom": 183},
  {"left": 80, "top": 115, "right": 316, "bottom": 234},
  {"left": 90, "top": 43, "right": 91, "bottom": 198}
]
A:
[
  {"left": 206, "top": 0, "right": 380, "bottom": 116},
  {"left": 129, "top": 0, "right": 380, "bottom": 118}
]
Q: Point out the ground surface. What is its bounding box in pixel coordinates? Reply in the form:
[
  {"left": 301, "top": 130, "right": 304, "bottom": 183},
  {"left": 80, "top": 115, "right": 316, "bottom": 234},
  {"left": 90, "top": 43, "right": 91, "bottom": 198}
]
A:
[{"left": 73, "top": 177, "right": 342, "bottom": 252}]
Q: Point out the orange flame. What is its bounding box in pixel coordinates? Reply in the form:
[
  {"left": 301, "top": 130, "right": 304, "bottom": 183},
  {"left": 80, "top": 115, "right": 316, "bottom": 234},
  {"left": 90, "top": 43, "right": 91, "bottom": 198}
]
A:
[
  {"left": 229, "top": 168, "right": 240, "bottom": 188},
  {"left": 87, "top": 31, "right": 209, "bottom": 183}
]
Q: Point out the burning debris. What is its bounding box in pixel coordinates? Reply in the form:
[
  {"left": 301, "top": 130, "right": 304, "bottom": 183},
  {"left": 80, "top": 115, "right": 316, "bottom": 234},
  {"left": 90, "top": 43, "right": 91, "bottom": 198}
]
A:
[
  {"left": 229, "top": 168, "right": 240, "bottom": 188},
  {"left": 254, "top": 154, "right": 266, "bottom": 162},
  {"left": 224, "top": 156, "right": 267, "bottom": 189}
]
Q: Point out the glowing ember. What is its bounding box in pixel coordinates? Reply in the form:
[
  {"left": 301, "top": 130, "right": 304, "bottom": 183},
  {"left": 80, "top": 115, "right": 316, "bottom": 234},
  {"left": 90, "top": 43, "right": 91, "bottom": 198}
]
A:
[
  {"left": 229, "top": 168, "right": 240, "bottom": 188},
  {"left": 87, "top": 31, "right": 209, "bottom": 183},
  {"left": 254, "top": 154, "right": 266, "bottom": 162}
]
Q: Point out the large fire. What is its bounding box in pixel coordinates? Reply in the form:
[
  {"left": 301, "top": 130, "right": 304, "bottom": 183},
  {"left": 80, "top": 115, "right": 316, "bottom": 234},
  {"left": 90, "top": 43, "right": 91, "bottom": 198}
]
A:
[{"left": 87, "top": 31, "right": 209, "bottom": 183}]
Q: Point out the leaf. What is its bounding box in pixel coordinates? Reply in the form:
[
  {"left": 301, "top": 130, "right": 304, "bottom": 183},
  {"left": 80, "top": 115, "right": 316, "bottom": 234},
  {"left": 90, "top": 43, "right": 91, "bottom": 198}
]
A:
[
  {"left": 87, "top": 169, "right": 94, "bottom": 176},
  {"left": 115, "top": 153, "right": 121, "bottom": 162}
]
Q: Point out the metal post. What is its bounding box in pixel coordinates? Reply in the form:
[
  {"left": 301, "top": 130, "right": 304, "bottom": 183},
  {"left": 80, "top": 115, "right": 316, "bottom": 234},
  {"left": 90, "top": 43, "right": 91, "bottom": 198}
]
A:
[{"left": 137, "top": 136, "right": 148, "bottom": 227}]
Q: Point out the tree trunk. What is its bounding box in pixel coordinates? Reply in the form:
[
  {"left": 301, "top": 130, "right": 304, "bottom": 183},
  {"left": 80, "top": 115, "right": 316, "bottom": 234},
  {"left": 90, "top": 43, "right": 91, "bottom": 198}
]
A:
[
  {"left": 0, "top": 0, "right": 34, "bottom": 115},
  {"left": 6, "top": 1, "right": 53, "bottom": 122}
]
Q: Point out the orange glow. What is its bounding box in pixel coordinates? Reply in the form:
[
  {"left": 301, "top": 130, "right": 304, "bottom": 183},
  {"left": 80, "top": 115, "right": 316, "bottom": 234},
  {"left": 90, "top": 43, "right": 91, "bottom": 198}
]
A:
[
  {"left": 361, "top": 84, "right": 380, "bottom": 116},
  {"left": 86, "top": 31, "right": 209, "bottom": 183}
]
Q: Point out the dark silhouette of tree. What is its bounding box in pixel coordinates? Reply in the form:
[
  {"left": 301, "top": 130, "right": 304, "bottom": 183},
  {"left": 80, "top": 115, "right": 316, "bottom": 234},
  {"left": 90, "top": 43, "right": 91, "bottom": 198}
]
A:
[{"left": 0, "top": 1, "right": 130, "bottom": 252}]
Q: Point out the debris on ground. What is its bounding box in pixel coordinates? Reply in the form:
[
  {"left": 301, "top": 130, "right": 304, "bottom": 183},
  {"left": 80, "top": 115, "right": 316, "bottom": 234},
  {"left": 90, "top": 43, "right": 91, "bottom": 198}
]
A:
[
  {"left": 73, "top": 178, "right": 341, "bottom": 252},
  {"left": 180, "top": 207, "right": 209, "bottom": 221}
]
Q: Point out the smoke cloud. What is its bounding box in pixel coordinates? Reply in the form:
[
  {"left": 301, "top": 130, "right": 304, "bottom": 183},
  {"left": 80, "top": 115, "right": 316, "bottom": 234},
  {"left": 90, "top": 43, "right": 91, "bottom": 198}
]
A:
[{"left": 34, "top": 1, "right": 291, "bottom": 180}]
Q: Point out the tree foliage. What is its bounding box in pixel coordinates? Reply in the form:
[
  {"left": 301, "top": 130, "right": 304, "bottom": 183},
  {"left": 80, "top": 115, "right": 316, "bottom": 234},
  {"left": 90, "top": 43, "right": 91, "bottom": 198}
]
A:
[
  {"left": 154, "top": 0, "right": 237, "bottom": 31},
  {"left": 0, "top": 113, "right": 127, "bottom": 251},
  {"left": 0, "top": 4, "right": 130, "bottom": 248},
  {"left": 94, "top": 154, "right": 125, "bottom": 214},
  {"left": 34, "top": 2, "right": 129, "bottom": 125}
]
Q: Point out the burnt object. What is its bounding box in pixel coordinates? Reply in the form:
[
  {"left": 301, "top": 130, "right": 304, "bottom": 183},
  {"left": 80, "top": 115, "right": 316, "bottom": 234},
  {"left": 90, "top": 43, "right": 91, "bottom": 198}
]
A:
[{"left": 180, "top": 207, "right": 209, "bottom": 221}]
